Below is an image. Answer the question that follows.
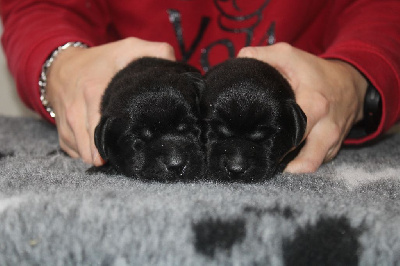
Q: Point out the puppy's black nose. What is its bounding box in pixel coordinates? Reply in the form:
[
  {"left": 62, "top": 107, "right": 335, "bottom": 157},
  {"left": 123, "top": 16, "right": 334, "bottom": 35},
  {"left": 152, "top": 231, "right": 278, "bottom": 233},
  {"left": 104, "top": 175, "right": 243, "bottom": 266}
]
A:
[
  {"left": 163, "top": 154, "right": 187, "bottom": 175},
  {"left": 227, "top": 163, "right": 246, "bottom": 174},
  {"left": 224, "top": 155, "right": 249, "bottom": 175}
]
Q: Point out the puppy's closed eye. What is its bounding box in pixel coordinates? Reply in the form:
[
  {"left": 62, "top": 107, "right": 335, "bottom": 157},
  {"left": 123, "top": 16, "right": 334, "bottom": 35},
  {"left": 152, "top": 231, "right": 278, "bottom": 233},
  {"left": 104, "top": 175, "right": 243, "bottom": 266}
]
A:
[
  {"left": 247, "top": 130, "right": 266, "bottom": 141},
  {"left": 217, "top": 125, "right": 234, "bottom": 138},
  {"left": 141, "top": 128, "right": 153, "bottom": 140},
  {"left": 177, "top": 123, "right": 188, "bottom": 132},
  {"left": 247, "top": 126, "right": 278, "bottom": 142}
]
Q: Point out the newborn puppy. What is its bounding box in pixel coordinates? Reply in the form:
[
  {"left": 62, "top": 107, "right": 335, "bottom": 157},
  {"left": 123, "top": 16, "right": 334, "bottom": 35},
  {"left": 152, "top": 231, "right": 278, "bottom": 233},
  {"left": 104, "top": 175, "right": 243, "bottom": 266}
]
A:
[
  {"left": 93, "top": 57, "right": 205, "bottom": 182},
  {"left": 201, "top": 58, "right": 307, "bottom": 182}
]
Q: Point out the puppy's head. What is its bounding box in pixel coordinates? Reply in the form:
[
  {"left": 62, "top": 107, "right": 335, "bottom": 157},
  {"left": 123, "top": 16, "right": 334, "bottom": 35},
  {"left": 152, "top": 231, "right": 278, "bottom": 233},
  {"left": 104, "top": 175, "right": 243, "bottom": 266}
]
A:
[
  {"left": 202, "top": 58, "right": 306, "bottom": 182},
  {"left": 95, "top": 58, "right": 205, "bottom": 182}
]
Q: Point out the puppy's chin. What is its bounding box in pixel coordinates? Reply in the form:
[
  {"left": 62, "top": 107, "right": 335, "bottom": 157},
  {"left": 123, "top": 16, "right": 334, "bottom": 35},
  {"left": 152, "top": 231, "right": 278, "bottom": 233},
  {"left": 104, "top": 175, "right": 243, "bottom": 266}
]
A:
[
  {"left": 206, "top": 139, "right": 278, "bottom": 183},
  {"left": 139, "top": 148, "right": 205, "bottom": 183},
  {"left": 207, "top": 169, "right": 275, "bottom": 183},
  {"left": 138, "top": 158, "right": 205, "bottom": 183},
  {"left": 207, "top": 162, "right": 276, "bottom": 183}
]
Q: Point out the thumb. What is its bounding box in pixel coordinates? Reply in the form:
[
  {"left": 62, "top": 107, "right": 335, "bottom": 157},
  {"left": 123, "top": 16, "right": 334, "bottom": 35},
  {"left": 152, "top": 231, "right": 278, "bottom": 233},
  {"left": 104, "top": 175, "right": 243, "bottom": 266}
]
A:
[
  {"left": 237, "top": 43, "right": 296, "bottom": 78},
  {"left": 108, "top": 37, "right": 177, "bottom": 71}
]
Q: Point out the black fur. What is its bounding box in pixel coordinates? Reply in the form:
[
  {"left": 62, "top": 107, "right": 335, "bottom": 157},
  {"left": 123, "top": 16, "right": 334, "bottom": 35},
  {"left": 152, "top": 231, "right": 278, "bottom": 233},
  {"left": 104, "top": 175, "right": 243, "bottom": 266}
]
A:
[
  {"left": 201, "top": 58, "right": 306, "bottom": 182},
  {"left": 93, "top": 57, "right": 205, "bottom": 182}
]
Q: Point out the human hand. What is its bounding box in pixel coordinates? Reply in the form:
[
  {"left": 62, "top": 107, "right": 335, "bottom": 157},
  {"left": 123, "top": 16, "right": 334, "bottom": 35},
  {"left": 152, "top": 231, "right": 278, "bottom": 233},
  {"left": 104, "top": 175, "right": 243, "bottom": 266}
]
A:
[
  {"left": 46, "top": 37, "right": 176, "bottom": 166},
  {"left": 238, "top": 43, "right": 368, "bottom": 173}
]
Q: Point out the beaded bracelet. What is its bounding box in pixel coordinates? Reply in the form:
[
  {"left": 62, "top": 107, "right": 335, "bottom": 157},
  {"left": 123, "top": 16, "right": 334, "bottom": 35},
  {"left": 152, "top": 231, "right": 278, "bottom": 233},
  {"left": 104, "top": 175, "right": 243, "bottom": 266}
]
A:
[{"left": 39, "top": 41, "right": 88, "bottom": 118}]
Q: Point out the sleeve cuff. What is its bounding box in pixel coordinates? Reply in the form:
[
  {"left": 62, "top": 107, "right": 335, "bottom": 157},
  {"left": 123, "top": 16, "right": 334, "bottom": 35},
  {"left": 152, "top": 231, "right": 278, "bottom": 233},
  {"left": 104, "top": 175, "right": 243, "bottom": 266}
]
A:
[{"left": 319, "top": 41, "right": 400, "bottom": 145}]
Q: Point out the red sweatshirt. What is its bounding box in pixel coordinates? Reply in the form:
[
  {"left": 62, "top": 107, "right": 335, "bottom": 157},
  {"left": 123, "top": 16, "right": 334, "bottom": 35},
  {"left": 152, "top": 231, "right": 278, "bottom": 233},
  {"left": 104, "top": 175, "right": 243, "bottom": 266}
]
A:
[{"left": 1, "top": 0, "right": 400, "bottom": 144}]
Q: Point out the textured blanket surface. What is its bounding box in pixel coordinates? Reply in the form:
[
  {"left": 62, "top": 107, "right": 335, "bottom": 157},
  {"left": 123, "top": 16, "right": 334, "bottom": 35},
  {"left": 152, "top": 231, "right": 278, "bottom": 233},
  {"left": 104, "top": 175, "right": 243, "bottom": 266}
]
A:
[{"left": 0, "top": 116, "right": 399, "bottom": 266}]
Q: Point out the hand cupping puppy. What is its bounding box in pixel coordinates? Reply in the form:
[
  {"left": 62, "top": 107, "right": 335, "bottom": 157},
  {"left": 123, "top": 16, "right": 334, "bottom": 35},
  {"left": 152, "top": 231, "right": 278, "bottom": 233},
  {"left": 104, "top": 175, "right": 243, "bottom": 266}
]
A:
[
  {"left": 45, "top": 38, "right": 177, "bottom": 166},
  {"left": 238, "top": 43, "right": 368, "bottom": 173}
]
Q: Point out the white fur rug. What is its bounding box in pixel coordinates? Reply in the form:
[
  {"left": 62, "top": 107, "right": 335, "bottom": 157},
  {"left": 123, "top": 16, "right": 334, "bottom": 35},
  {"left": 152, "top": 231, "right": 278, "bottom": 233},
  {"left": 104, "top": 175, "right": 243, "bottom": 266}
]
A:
[{"left": 0, "top": 116, "right": 399, "bottom": 265}]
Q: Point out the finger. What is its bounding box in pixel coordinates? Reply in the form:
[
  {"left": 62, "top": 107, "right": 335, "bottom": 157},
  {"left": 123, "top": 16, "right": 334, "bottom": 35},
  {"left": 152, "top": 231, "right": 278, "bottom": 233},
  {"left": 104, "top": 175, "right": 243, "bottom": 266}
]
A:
[
  {"left": 114, "top": 38, "right": 176, "bottom": 69},
  {"left": 139, "top": 40, "right": 176, "bottom": 60},
  {"left": 237, "top": 43, "right": 297, "bottom": 76},
  {"left": 59, "top": 137, "right": 80, "bottom": 159},
  {"left": 81, "top": 76, "right": 107, "bottom": 166},
  {"left": 324, "top": 145, "right": 341, "bottom": 163},
  {"left": 294, "top": 90, "right": 329, "bottom": 141},
  {"left": 65, "top": 104, "right": 93, "bottom": 164},
  {"left": 323, "top": 123, "right": 347, "bottom": 163},
  {"left": 89, "top": 115, "right": 103, "bottom": 166},
  {"left": 284, "top": 138, "right": 327, "bottom": 174},
  {"left": 85, "top": 90, "right": 103, "bottom": 166},
  {"left": 237, "top": 44, "right": 282, "bottom": 61},
  {"left": 55, "top": 115, "right": 80, "bottom": 156},
  {"left": 73, "top": 125, "right": 93, "bottom": 165},
  {"left": 284, "top": 120, "right": 338, "bottom": 173}
]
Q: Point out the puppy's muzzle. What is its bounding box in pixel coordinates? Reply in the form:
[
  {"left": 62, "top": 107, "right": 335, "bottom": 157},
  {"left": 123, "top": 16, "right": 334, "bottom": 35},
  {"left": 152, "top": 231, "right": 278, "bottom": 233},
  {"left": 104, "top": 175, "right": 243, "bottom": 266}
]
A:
[
  {"left": 159, "top": 148, "right": 188, "bottom": 176},
  {"left": 208, "top": 138, "right": 267, "bottom": 182},
  {"left": 150, "top": 134, "right": 202, "bottom": 180},
  {"left": 222, "top": 153, "right": 249, "bottom": 175}
]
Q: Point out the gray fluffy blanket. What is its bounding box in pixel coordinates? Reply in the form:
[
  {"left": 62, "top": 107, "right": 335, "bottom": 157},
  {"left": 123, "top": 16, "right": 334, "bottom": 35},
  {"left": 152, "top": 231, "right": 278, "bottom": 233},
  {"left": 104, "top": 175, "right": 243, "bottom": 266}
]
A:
[{"left": 0, "top": 116, "right": 399, "bottom": 266}]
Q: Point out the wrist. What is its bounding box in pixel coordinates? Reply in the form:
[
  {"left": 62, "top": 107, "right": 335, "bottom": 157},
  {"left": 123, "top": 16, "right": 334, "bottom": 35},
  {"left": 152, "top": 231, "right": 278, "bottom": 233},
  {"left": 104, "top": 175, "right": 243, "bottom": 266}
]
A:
[
  {"left": 39, "top": 42, "right": 88, "bottom": 118},
  {"left": 332, "top": 60, "right": 381, "bottom": 138},
  {"left": 330, "top": 60, "right": 368, "bottom": 122}
]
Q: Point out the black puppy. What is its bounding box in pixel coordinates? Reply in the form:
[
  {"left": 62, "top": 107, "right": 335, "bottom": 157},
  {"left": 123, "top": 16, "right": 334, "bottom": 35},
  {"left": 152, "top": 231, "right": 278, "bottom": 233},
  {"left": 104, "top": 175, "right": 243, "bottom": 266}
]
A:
[
  {"left": 92, "top": 57, "right": 205, "bottom": 182},
  {"left": 201, "top": 58, "right": 307, "bottom": 182}
]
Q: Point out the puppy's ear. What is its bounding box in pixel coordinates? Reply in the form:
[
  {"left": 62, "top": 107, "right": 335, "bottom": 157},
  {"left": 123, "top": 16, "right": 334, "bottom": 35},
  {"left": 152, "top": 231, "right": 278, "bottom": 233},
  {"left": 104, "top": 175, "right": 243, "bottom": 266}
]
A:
[
  {"left": 181, "top": 72, "right": 205, "bottom": 112},
  {"left": 181, "top": 72, "right": 205, "bottom": 95},
  {"left": 285, "top": 100, "right": 307, "bottom": 146},
  {"left": 94, "top": 116, "right": 113, "bottom": 161}
]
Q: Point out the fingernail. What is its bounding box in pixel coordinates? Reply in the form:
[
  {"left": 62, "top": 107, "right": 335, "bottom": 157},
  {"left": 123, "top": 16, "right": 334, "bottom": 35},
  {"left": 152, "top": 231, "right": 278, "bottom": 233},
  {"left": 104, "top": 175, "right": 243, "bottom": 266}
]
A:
[{"left": 93, "top": 149, "right": 106, "bottom": 166}]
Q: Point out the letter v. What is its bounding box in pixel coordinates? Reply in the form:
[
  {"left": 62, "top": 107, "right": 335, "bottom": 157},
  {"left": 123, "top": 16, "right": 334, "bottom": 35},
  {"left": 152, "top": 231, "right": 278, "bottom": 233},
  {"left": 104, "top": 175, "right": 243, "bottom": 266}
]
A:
[{"left": 168, "top": 9, "right": 210, "bottom": 62}]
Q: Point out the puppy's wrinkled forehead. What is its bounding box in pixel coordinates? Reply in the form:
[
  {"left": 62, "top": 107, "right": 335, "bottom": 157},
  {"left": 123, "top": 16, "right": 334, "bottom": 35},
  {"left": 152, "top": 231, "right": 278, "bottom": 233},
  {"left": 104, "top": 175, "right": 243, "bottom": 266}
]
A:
[
  {"left": 129, "top": 90, "right": 194, "bottom": 128},
  {"left": 211, "top": 84, "right": 282, "bottom": 127}
]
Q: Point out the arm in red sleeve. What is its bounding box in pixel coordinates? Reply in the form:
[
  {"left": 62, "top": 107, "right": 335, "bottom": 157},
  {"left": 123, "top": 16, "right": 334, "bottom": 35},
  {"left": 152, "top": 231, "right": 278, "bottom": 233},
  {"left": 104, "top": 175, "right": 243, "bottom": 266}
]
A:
[
  {"left": 318, "top": 0, "right": 400, "bottom": 144},
  {"left": 0, "top": 0, "right": 112, "bottom": 123}
]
